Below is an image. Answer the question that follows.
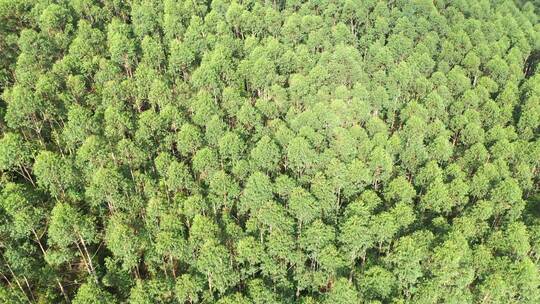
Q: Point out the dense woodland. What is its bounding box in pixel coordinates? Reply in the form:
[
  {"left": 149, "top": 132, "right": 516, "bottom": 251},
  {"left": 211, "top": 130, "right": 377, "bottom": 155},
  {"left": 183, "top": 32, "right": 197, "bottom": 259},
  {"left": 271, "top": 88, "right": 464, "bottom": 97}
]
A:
[{"left": 0, "top": 0, "right": 539, "bottom": 303}]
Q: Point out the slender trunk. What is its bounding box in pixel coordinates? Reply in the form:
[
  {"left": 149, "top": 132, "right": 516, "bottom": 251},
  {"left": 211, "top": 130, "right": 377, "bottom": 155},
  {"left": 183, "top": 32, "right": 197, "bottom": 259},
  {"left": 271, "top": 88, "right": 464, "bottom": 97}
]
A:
[
  {"left": 57, "top": 278, "right": 70, "bottom": 303},
  {"left": 130, "top": 168, "right": 135, "bottom": 185},
  {"left": 24, "top": 277, "right": 36, "bottom": 303},
  {"left": 107, "top": 201, "right": 116, "bottom": 214},
  {"left": 452, "top": 132, "right": 459, "bottom": 146},
  {"left": 18, "top": 165, "right": 35, "bottom": 186},
  {"left": 78, "top": 233, "right": 98, "bottom": 283},
  {"left": 75, "top": 241, "right": 93, "bottom": 277},
  {"left": 22, "top": 166, "right": 35, "bottom": 186},
  {"left": 0, "top": 271, "right": 12, "bottom": 287},
  {"left": 32, "top": 229, "right": 46, "bottom": 256},
  {"left": 163, "top": 263, "right": 168, "bottom": 278},
  {"left": 134, "top": 264, "right": 141, "bottom": 279},
  {"left": 170, "top": 255, "right": 177, "bottom": 278},
  {"left": 5, "top": 262, "right": 30, "bottom": 303}
]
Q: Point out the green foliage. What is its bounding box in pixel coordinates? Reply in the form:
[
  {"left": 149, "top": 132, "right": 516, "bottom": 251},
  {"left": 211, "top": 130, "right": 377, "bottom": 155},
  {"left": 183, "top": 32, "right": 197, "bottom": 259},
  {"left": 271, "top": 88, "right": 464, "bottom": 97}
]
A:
[
  {"left": 0, "top": 0, "right": 538, "bottom": 303},
  {"left": 72, "top": 281, "right": 117, "bottom": 304}
]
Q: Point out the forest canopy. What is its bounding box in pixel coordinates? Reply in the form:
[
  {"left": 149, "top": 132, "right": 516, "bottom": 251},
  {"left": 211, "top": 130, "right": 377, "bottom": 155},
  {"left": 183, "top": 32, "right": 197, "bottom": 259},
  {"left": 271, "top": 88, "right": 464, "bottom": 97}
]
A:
[{"left": 0, "top": 0, "right": 539, "bottom": 303}]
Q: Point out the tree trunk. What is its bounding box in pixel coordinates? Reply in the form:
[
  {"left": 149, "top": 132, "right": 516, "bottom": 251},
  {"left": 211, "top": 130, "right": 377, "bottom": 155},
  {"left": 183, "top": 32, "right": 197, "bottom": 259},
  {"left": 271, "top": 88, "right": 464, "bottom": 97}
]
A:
[
  {"left": 78, "top": 233, "right": 98, "bottom": 283},
  {"left": 170, "top": 255, "right": 177, "bottom": 278},
  {"left": 5, "top": 262, "right": 30, "bottom": 303},
  {"left": 75, "top": 241, "right": 93, "bottom": 278},
  {"left": 32, "top": 229, "right": 46, "bottom": 256},
  {"left": 18, "top": 164, "right": 35, "bottom": 186},
  {"left": 24, "top": 276, "right": 36, "bottom": 303},
  {"left": 0, "top": 271, "right": 13, "bottom": 288},
  {"left": 57, "top": 278, "right": 70, "bottom": 303}
]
